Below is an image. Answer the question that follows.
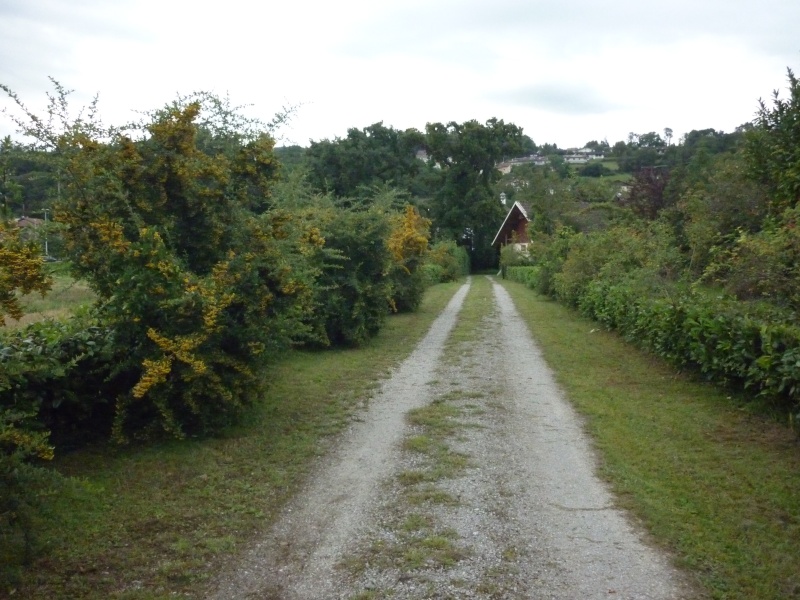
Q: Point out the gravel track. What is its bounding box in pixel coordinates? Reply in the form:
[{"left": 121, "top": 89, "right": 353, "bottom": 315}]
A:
[{"left": 209, "top": 276, "right": 695, "bottom": 599}]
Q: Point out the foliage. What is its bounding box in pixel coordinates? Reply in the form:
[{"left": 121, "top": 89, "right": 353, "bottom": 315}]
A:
[
  {"left": 703, "top": 207, "right": 800, "bottom": 310},
  {"left": 620, "top": 166, "right": 672, "bottom": 220},
  {"left": 504, "top": 70, "right": 800, "bottom": 417},
  {"left": 302, "top": 195, "right": 396, "bottom": 346},
  {"left": 678, "top": 153, "right": 770, "bottom": 274},
  {"left": 576, "top": 160, "right": 611, "bottom": 177},
  {"left": 65, "top": 104, "right": 322, "bottom": 440},
  {"left": 4, "top": 283, "right": 462, "bottom": 599},
  {"left": 507, "top": 261, "right": 800, "bottom": 418},
  {"left": 301, "top": 117, "right": 527, "bottom": 272},
  {"left": 1, "top": 313, "right": 118, "bottom": 446},
  {"left": 0, "top": 435, "right": 61, "bottom": 586},
  {"left": 611, "top": 131, "right": 666, "bottom": 172},
  {"left": 386, "top": 204, "right": 431, "bottom": 312},
  {"left": 0, "top": 219, "right": 52, "bottom": 324},
  {"left": 425, "top": 118, "right": 524, "bottom": 270},
  {"left": 0, "top": 136, "right": 24, "bottom": 217},
  {"left": 0, "top": 82, "right": 445, "bottom": 588},
  {"left": 1, "top": 82, "right": 323, "bottom": 441},
  {"left": 274, "top": 144, "right": 307, "bottom": 176},
  {"left": 304, "top": 122, "right": 425, "bottom": 197},
  {"left": 0, "top": 313, "right": 116, "bottom": 582},
  {"left": 503, "top": 278, "right": 800, "bottom": 600},
  {"left": 424, "top": 240, "right": 470, "bottom": 284},
  {"left": 576, "top": 280, "right": 800, "bottom": 414},
  {"left": 746, "top": 68, "right": 800, "bottom": 212},
  {"left": 499, "top": 241, "right": 533, "bottom": 270},
  {"left": 525, "top": 227, "right": 575, "bottom": 296},
  {"left": 553, "top": 220, "right": 684, "bottom": 306}
]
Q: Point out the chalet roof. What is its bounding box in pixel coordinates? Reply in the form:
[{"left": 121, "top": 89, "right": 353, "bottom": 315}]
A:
[
  {"left": 491, "top": 201, "right": 531, "bottom": 248},
  {"left": 15, "top": 216, "right": 44, "bottom": 228}
]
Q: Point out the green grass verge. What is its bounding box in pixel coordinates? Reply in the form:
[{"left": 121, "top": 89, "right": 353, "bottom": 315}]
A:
[
  {"left": 499, "top": 278, "right": 800, "bottom": 600},
  {"left": 4, "top": 263, "right": 96, "bottom": 330},
  {"left": 8, "top": 281, "right": 464, "bottom": 600}
]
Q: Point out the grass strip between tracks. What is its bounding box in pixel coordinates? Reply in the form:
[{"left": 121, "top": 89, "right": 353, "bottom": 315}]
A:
[{"left": 499, "top": 277, "right": 800, "bottom": 600}]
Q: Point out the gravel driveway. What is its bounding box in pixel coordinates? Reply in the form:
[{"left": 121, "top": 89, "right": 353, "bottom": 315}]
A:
[{"left": 209, "top": 277, "right": 695, "bottom": 599}]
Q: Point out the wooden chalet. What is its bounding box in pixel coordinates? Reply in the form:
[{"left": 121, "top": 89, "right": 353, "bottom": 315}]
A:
[{"left": 492, "top": 201, "right": 531, "bottom": 251}]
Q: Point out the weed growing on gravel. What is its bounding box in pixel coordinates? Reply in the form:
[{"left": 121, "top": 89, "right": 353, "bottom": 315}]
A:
[
  {"left": 401, "top": 513, "right": 433, "bottom": 532},
  {"left": 403, "top": 533, "right": 465, "bottom": 568},
  {"left": 349, "top": 591, "right": 380, "bottom": 600},
  {"left": 406, "top": 486, "right": 460, "bottom": 506},
  {"left": 407, "top": 400, "right": 462, "bottom": 436},
  {"left": 362, "top": 527, "right": 467, "bottom": 572},
  {"left": 499, "top": 278, "right": 800, "bottom": 600},
  {"left": 441, "top": 275, "right": 494, "bottom": 364}
]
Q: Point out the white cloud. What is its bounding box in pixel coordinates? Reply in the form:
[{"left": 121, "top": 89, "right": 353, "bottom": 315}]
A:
[{"left": 1, "top": 0, "right": 798, "bottom": 147}]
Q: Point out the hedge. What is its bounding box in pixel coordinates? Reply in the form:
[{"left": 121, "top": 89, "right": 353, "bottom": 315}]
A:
[{"left": 505, "top": 266, "right": 800, "bottom": 417}]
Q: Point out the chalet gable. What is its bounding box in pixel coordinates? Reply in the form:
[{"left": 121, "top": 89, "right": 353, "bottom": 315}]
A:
[{"left": 492, "top": 201, "right": 531, "bottom": 249}]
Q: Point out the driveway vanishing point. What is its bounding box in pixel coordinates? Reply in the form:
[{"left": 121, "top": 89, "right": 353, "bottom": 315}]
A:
[{"left": 210, "top": 276, "right": 695, "bottom": 599}]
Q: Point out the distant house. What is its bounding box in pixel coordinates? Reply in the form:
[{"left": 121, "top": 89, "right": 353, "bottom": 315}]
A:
[
  {"left": 492, "top": 201, "right": 531, "bottom": 252},
  {"left": 497, "top": 154, "right": 548, "bottom": 174},
  {"left": 15, "top": 216, "right": 44, "bottom": 229},
  {"left": 563, "top": 148, "right": 604, "bottom": 164}
]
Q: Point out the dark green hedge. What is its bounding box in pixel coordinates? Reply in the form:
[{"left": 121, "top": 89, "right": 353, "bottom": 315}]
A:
[{"left": 505, "top": 266, "right": 800, "bottom": 415}]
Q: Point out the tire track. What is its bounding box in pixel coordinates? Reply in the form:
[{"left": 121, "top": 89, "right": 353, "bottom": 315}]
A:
[{"left": 208, "top": 279, "right": 472, "bottom": 599}]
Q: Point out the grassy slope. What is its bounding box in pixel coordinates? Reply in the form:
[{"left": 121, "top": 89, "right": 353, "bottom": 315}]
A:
[
  {"left": 499, "top": 278, "right": 800, "bottom": 600},
  {"left": 11, "top": 282, "right": 463, "bottom": 600},
  {"left": 3, "top": 263, "right": 95, "bottom": 330}
]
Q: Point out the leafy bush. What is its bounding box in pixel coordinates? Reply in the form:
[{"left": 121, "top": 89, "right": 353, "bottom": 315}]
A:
[
  {"left": 1, "top": 314, "right": 119, "bottom": 447},
  {"left": 527, "top": 227, "right": 575, "bottom": 296},
  {"left": 386, "top": 205, "right": 431, "bottom": 312},
  {"left": 553, "top": 221, "right": 684, "bottom": 307},
  {"left": 499, "top": 241, "right": 533, "bottom": 278},
  {"left": 45, "top": 101, "right": 323, "bottom": 441},
  {"left": 0, "top": 220, "right": 52, "bottom": 325},
  {"left": 419, "top": 263, "right": 446, "bottom": 286},
  {"left": 745, "top": 67, "right": 800, "bottom": 213},
  {"left": 426, "top": 240, "right": 470, "bottom": 282},
  {"left": 504, "top": 265, "right": 544, "bottom": 293},
  {"left": 576, "top": 279, "right": 800, "bottom": 413},
  {"left": 0, "top": 219, "right": 63, "bottom": 585},
  {"left": 507, "top": 224, "right": 800, "bottom": 419},
  {"left": 702, "top": 206, "right": 800, "bottom": 310},
  {"left": 304, "top": 199, "right": 396, "bottom": 346},
  {"left": 0, "top": 312, "right": 122, "bottom": 582}
]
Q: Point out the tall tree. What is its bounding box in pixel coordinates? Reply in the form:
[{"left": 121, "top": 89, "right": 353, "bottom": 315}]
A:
[
  {"left": 424, "top": 118, "right": 524, "bottom": 269},
  {"left": 745, "top": 68, "right": 800, "bottom": 212},
  {"left": 304, "top": 122, "right": 425, "bottom": 197}
]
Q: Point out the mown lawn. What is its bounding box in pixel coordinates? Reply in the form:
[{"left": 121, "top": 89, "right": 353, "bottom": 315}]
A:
[
  {"left": 8, "top": 281, "right": 464, "bottom": 600},
  {"left": 499, "top": 278, "right": 800, "bottom": 600}
]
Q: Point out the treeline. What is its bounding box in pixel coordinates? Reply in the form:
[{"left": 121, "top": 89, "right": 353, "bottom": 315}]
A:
[
  {"left": 3, "top": 115, "right": 531, "bottom": 272},
  {"left": 501, "top": 68, "right": 800, "bottom": 421},
  {"left": 291, "top": 118, "right": 530, "bottom": 269},
  {"left": 0, "top": 87, "right": 474, "bottom": 577}
]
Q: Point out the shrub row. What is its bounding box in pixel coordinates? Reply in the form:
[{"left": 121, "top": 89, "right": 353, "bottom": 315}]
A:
[
  {"left": 505, "top": 265, "right": 800, "bottom": 415},
  {"left": 0, "top": 98, "right": 442, "bottom": 581}
]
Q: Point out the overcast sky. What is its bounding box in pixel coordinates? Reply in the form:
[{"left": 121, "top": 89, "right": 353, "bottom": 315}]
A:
[{"left": 1, "top": 0, "right": 798, "bottom": 149}]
